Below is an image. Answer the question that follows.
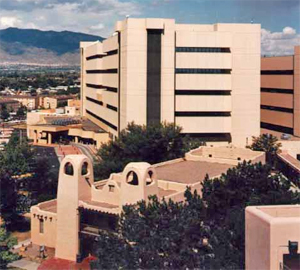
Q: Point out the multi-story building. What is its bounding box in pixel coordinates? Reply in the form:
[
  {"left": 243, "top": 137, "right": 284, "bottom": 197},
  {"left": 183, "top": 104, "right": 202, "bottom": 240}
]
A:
[
  {"left": 42, "top": 95, "right": 75, "bottom": 109},
  {"left": 80, "top": 18, "right": 261, "bottom": 147},
  {"left": 0, "top": 99, "right": 21, "bottom": 112},
  {"left": 261, "top": 46, "right": 300, "bottom": 137},
  {"left": 9, "top": 95, "right": 39, "bottom": 110}
]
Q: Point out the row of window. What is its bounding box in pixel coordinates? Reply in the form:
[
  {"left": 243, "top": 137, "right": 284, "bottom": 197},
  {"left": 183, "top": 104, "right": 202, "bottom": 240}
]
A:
[
  {"left": 176, "top": 47, "right": 231, "bottom": 53},
  {"left": 86, "top": 49, "right": 118, "bottom": 61},
  {"left": 86, "top": 109, "right": 117, "bottom": 131},
  {"left": 261, "top": 88, "right": 293, "bottom": 94},
  {"left": 175, "top": 69, "right": 231, "bottom": 74},
  {"left": 261, "top": 105, "right": 293, "bottom": 113},
  {"left": 86, "top": 84, "right": 118, "bottom": 93},
  {"left": 261, "top": 122, "right": 293, "bottom": 135},
  {"left": 261, "top": 70, "right": 294, "bottom": 75},
  {"left": 181, "top": 133, "right": 232, "bottom": 142},
  {"left": 86, "top": 69, "right": 118, "bottom": 74},
  {"left": 86, "top": 97, "right": 118, "bottom": 112},
  {"left": 175, "top": 111, "right": 231, "bottom": 117},
  {"left": 175, "top": 90, "right": 231, "bottom": 96}
]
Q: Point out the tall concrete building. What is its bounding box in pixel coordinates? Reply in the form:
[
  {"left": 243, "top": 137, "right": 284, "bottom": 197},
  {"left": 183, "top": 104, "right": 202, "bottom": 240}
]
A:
[
  {"left": 81, "top": 18, "right": 261, "bottom": 147},
  {"left": 261, "top": 46, "right": 300, "bottom": 136}
]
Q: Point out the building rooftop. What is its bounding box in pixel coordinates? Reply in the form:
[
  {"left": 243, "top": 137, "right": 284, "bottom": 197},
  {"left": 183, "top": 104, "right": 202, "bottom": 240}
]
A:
[{"left": 155, "top": 160, "right": 233, "bottom": 184}]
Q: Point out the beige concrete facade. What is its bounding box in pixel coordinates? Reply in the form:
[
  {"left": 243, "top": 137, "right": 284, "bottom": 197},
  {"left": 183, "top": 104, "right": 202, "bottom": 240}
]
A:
[
  {"left": 261, "top": 46, "right": 300, "bottom": 137},
  {"left": 31, "top": 146, "right": 265, "bottom": 262},
  {"left": 81, "top": 18, "right": 261, "bottom": 146},
  {"left": 246, "top": 205, "right": 300, "bottom": 270}
]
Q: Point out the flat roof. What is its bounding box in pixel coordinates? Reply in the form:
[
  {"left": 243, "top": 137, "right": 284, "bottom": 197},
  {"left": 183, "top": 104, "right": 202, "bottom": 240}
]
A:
[
  {"left": 81, "top": 118, "right": 106, "bottom": 133},
  {"left": 156, "top": 160, "right": 233, "bottom": 184}
]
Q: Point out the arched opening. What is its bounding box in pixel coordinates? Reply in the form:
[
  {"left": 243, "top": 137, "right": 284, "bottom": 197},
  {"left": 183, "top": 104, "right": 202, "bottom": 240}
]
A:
[
  {"left": 126, "top": 171, "right": 139, "bottom": 186},
  {"left": 64, "top": 162, "right": 74, "bottom": 176},
  {"left": 81, "top": 162, "right": 89, "bottom": 175},
  {"left": 146, "top": 170, "right": 154, "bottom": 186}
]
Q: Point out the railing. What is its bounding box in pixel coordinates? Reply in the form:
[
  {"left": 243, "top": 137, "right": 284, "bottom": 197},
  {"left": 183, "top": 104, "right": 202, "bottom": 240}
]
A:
[{"left": 280, "top": 262, "right": 292, "bottom": 270}]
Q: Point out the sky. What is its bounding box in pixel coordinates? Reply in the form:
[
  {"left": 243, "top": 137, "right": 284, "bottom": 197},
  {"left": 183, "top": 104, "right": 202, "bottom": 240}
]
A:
[{"left": 0, "top": 0, "right": 299, "bottom": 55}]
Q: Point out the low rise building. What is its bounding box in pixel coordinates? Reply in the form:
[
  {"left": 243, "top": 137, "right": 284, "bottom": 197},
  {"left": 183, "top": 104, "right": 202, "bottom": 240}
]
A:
[
  {"left": 43, "top": 96, "right": 75, "bottom": 109},
  {"left": 0, "top": 99, "right": 20, "bottom": 112},
  {"left": 246, "top": 205, "right": 300, "bottom": 270},
  {"left": 31, "top": 146, "right": 265, "bottom": 261},
  {"left": 8, "top": 95, "right": 39, "bottom": 110},
  {"left": 261, "top": 46, "right": 300, "bottom": 137}
]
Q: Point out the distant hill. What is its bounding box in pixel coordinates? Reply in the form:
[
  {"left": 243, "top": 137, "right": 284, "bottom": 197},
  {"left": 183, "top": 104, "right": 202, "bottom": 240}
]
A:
[{"left": 0, "top": 28, "right": 104, "bottom": 66}]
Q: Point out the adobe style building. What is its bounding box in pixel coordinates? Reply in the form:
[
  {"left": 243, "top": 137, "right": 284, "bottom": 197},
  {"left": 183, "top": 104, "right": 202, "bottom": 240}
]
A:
[
  {"left": 30, "top": 146, "right": 265, "bottom": 262},
  {"left": 81, "top": 18, "right": 261, "bottom": 147},
  {"left": 261, "top": 46, "right": 300, "bottom": 136},
  {"left": 246, "top": 205, "right": 300, "bottom": 270}
]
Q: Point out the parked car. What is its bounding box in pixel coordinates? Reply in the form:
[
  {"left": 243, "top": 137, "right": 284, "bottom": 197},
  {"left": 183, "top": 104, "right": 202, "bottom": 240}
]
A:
[{"left": 281, "top": 133, "right": 291, "bottom": 140}]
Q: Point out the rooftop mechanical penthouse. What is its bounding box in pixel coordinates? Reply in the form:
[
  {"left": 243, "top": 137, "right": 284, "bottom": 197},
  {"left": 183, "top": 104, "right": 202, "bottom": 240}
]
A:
[{"left": 81, "top": 18, "right": 261, "bottom": 147}]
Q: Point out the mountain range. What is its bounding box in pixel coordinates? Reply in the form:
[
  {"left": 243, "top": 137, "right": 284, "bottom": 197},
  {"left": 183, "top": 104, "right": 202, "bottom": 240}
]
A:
[{"left": 0, "top": 28, "right": 104, "bottom": 66}]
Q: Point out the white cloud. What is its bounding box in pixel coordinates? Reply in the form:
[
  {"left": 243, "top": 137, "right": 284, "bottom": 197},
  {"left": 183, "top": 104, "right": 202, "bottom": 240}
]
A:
[
  {"left": 0, "top": 0, "right": 141, "bottom": 36},
  {"left": 0, "top": 16, "right": 22, "bottom": 28},
  {"left": 261, "top": 26, "right": 300, "bottom": 56}
]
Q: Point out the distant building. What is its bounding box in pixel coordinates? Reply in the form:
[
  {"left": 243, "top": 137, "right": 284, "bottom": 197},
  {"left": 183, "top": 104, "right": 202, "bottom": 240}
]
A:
[
  {"left": 261, "top": 46, "right": 300, "bottom": 136},
  {"left": 246, "top": 205, "right": 300, "bottom": 270},
  {"left": 31, "top": 146, "right": 265, "bottom": 261},
  {"left": 0, "top": 99, "right": 21, "bottom": 112},
  {"left": 42, "top": 96, "right": 75, "bottom": 109},
  {"left": 81, "top": 18, "right": 261, "bottom": 147},
  {"left": 6, "top": 95, "right": 39, "bottom": 110}
]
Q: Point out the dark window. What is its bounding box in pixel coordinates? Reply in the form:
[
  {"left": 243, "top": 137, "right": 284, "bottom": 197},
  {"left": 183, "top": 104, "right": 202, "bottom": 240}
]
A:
[
  {"left": 81, "top": 162, "right": 89, "bottom": 175},
  {"left": 147, "top": 29, "right": 162, "bottom": 125},
  {"left": 175, "top": 90, "right": 231, "bottom": 95},
  {"left": 175, "top": 69, "right": 231, "bottom": 74},
  {"left": 64, "top": 162, "right": 74, "bottom": 176},
  {"left": 86, "top": 109, "right": 117, "bottom": 131},
  {"left": 86, "top": 54, "right": 103, "bottom": 61},
  {"left": 126, "top": 171, "right": 139, "bottom": 186},
  {"left": 106, "top": 87, "right": 118, "bottom": 93},
  {"left": 86, "top": 83, "right": 103, "bottom": 89},
  {"left": 175, "top": 111, "right": 231, "bottom": 117},
  {"left": 86, "top": 69, "right": 118, "bottom": 74},
  {"left": 105, "top": 49, "right": 118, "bottom": 56},
  {"left": 261, "top": 105, "right": 293, "bottom": 113},
  {"left": 176, "top": 47, "right": 230, "bottom": 53},
  {"left": 107, "top": 104, "right": 118, "bottom": 112},
  {"left": 86, "top": 97, "right": 103, "bottom": 106},
  {"left": 261, "top": 70, "right": 293, "bottom": 75},
  {"left": 261, "top": 88, "right": 293, "bottom": 94},
  {"left": 181, "top": 133, "right": 232, "bottom": 142},
  {"left": 39, "top": 219, "right": 44, "bottom": 234},
  {"left": 261, "top": 122, "right": 293, "bottom": 134}
]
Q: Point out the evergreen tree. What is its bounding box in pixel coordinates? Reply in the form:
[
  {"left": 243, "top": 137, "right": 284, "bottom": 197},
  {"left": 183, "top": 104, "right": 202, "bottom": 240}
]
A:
[
  {"left": 0, "top": 228, "right": 19, "bottom": 269},
  {"left": 94, "top": 122, "right": 204, "bottom": 180},
  {"left": 0, "top": 104, "right": 9, "bottom": 121}
]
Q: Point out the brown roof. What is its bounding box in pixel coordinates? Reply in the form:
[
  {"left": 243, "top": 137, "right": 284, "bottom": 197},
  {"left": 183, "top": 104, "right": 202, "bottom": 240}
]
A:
[
  {"left": 156, "top": 160, "right": 233, "bottom": 184},
  {"left": 0, "top": 99, "right": 20, "bottom": 104}
]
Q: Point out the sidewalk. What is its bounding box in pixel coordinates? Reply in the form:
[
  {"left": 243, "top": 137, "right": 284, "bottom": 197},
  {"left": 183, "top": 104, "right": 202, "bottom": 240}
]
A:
[{"left": 8, "top": 259, "right": 40, "bottom": 270}]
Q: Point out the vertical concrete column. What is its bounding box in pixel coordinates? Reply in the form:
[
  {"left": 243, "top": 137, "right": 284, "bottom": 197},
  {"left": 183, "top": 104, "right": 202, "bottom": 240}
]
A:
[
  {"left": 75, "top": 136, "right": 78, "bottom": 143},
  {"left": 48, "top": 133, "right": 52, "bottom": 145}
]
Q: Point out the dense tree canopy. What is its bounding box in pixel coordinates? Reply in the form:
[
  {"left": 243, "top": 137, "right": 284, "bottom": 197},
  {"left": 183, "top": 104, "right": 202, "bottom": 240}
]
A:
[
  {"left": 249, "top": 134, "right": 281, "bottom": 165},
  {"left": 92, "top": 161, "right": 300, "bottom": 270},
  {"left": 0, "top": 104, "right": 9, "bottom": 121},
  {"left": 94, "top": 122, "right": 204, "bottom": 180},
  {"left": 0, "top": 228, "right": 19, "bottom": 269}
]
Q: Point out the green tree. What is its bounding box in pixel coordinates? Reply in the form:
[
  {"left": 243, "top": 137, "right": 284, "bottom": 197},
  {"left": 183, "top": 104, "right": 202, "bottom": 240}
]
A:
[
  {"left": 249, "top": 133, "right": 281, "bottom": 165},
  {"left": 0, "top": 104, "right": 9, "bottom": 121},
  {"left": 91, "top": 190, "right": 215, "bottom": 270},
  {"left": 202, "top": 161, "right": 300, "bottom": 268},
  {"left": 16, "top": 105, "right": 27, "bottom": 119},
  {"left": 0, "top": 228, "right": 19, "bottom": 269},
  {"left": 94, "top": 122, "right": 204, "bottom": 180},
  {"left": 0, "top": 169, "right": 19, "bottom": 227}
]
